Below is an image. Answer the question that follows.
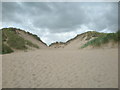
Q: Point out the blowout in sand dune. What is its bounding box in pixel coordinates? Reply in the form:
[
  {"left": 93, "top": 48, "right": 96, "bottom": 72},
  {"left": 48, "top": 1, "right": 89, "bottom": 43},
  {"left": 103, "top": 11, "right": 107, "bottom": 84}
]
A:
[
  {"left": 1, "top": 2, "right": 119, "bottom": 89},
  {"left": 1, "top": 28, "right": 119, "bottom": 88}
]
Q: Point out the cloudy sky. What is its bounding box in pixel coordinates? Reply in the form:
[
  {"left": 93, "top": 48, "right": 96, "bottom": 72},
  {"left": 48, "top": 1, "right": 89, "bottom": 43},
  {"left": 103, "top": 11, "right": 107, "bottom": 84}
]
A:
[{"left": 2, "top": 2, "right": 118, "bottom": 45}]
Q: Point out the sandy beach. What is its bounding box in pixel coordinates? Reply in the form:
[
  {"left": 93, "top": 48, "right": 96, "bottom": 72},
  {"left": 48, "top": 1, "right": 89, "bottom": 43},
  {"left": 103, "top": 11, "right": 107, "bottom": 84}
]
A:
[{"left": 2, "top": 48, "right": 118, "bottom": 88}]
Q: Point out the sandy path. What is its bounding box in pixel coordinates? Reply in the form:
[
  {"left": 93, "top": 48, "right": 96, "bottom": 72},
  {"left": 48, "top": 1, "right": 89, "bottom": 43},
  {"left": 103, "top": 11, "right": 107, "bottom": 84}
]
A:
[
  {"left": 0, "top": 55, "right": 2, "bottom": 89},
  {"left": 2, "top": 49, "right": 118, "bottom": 88}
]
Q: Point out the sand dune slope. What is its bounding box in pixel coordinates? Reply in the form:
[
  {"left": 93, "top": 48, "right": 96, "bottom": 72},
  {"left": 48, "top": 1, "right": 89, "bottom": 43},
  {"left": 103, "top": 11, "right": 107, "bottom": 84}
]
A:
[
  {"left": 17, "top": 30, "right": 48, "bottom": 49},
  {"left": 2, "top": 49, "right": 118, "bottom": 88}
]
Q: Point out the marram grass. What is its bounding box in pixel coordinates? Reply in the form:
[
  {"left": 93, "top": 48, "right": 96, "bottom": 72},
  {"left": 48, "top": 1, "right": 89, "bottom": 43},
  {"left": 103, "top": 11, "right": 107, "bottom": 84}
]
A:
[
  {"left": 81, "top": 31, "right": 120, "bottom": 48},
  {"left": 1, "top": 28, "right": 40, "bottom": 54}
]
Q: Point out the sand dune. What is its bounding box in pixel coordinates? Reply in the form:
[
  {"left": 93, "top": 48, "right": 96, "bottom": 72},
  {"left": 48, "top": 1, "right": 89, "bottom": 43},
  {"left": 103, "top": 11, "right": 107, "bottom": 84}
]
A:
[
  {"left": 2, "top": 48, "right": 118, "bottom": 88},
  {"left": 1, "top": 29, "right": 119, "bottom": 88}
]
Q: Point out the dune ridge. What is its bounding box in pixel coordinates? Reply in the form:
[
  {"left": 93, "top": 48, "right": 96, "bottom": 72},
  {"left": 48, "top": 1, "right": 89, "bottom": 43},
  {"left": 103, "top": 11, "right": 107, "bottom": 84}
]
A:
[
  {"left": 1, "top": 28, "right": 48, "bottom": 54},
  {"left": 49, "top": 31, "right": 119, "bottom": 49},
  {"left": 1, "top": 28, "right": 119, "bottom": 54}
]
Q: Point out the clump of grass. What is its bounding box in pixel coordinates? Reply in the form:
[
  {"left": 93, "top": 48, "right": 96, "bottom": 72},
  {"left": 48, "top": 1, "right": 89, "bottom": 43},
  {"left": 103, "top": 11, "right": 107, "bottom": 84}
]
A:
[
  {"left": 82, "top": 31, "right": 107, "bottom": 40},
  {"left": 26, "top": 40, "right": 39, "bottom": 49},
  {"left": 85, "top": 31, "right": 106, "bottom": 37},
  {"left": 81, "top": 31, "right": 120, "bottom": 48},
  {"left": 2, "top": 43, "right": 14, "bottom": 54}
]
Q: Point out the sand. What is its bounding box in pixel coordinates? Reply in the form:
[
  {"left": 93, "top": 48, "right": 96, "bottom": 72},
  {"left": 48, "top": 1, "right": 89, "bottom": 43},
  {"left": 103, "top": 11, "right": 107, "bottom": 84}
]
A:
[
  {"left": 2, "top": 48, "right": 118, "bottom": 88},
  {"left": 0, "top": 55, "right": 2, "bottom": 89},
  {"left": 17, "top": 30, "right": 48, "bottom": 49}
]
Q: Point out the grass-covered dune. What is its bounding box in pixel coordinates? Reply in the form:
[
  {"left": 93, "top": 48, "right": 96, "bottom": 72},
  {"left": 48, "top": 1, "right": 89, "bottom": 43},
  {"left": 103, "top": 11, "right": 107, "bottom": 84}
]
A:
[
  {"left": 1, "top": 28, "right": 41, "bottom": 54},
  {"left": 1, "top": 27, "right": 119, "bottom": 54},
  {"left": 81, "top": 31, "right": 120, "bottom": 48}
]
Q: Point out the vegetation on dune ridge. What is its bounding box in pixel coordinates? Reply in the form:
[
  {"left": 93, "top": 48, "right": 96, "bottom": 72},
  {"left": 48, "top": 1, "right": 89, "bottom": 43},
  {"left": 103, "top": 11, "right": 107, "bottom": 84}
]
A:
[
  {"left": 49, "top": 41, "right": 66, "bottom": 47},
  {"left": 81, "top": 31, "right": 120, "bottom": 48},
  {"left": 66, "top": 31, "right": 107, "bottom": 44},
  {"left": 80, "top": 31, "right": 106, "bottom": 37},
  {"left": 2, "top": 27, "right": 46, "bottom": 43},
  {"left": 1, "top": 28, "right": 40, "bottom": 54}
]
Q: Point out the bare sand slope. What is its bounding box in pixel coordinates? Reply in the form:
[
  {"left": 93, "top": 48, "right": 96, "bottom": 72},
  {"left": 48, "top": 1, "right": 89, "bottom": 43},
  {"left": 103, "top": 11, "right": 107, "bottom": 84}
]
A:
[
  {"left": 2, "top": 49, "right": 118, "bottom": 88},
  {"left": 18, "top": 30, "right": 48, "bottom": 49}
]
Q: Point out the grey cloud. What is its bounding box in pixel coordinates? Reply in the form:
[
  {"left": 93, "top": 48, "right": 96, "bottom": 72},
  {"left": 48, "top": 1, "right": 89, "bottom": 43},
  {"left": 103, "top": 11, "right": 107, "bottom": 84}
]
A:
[
  {"left": 2, "top": 2, "right": 24, "bottom": 24},
  {"left": 83, "top": 2, "right": 118, "bottom": 32},
  {"left": 31, "top": 2, "right": 87, "bottom": 33},
  {"left": 2, "top": 2, "right": 118, "bottom": 44},
  {"left": 2, "top": 2, "right": 118, "bottom": 32}
]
